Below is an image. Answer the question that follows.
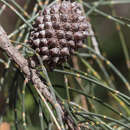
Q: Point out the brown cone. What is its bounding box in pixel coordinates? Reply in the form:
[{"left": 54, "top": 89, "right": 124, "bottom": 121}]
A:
[{"left": 28, "top": 1, "right": 90, "bottom": 69}]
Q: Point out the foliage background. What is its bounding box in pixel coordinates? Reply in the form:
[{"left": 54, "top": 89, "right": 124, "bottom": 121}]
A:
[{"left": 0, "top": 0, "right": 130, "bottom": 130}]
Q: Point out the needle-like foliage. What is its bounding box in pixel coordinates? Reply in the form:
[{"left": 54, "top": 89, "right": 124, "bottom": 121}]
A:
[{"left": 0, "top": 0, "right": 130, "bottom": 130}]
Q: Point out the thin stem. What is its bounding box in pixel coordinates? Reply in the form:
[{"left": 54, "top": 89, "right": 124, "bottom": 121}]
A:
[
  {"left": 54, "top": 69, "right": 130, "bottom": 101},
  {"left": 39, "top": 100, "right": 45, "bottom": 130},
  {"left": 77, "top": 112, "right": 130, "bottom": 129},
  {"left": 83, "top": 2, "right": 130, "bottom": 28},
  {"left": 86, "top": 0, "right": 104, "bottom": 16},
  {"left": 0, "top": 5, "right": 6, "bottom": 15},
  {"left": 10, "top": 0, "right": 30, "bottom": 18},
  {"left": 64, "top": 75, "right": 70, "bottom": 102},
  {"left": 80, "top": 45, "right": 130, "bottom": 92},
  {"left": 22, "top": 79, "right": 27, "bottom": 130},
  {"left": 92, "top": 0, "right": 130, "bottom": 6},
  {"left": 35, "top": 86, "right": 61, "bottom": 130}
]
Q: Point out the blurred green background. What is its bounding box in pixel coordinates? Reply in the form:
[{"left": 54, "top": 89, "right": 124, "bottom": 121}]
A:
[{"left": 0, "top": 0, "right": 130, "bottom": 130}]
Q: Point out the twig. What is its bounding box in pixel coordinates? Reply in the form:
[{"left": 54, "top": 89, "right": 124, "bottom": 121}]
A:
[
  {"left": 35, "top": 86, "right": 61, "bottom": 130},
  {"left": 88, "top": 22, "right": 101, "bottom": 55},
  {"left": 0, "top": 5, "right": 6, "bottom": 15},
  {"left": 0, "top": 25, "right": 52, "bottom": 101}
]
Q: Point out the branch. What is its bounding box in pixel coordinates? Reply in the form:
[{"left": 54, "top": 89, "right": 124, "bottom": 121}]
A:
[
  {"left": 0, "top": 25, "right": 83, "bottom": 130},
  {"left": 0, "top": 25, "right": 65, "bottom": 129},
  {"left": 0, "top": 25, "right": 79, "bottom": 130},
  {"left": 88, "top": 22, "right": 101, "bottom": 55},
  {"left": 0, "top": 25, "right": 53, "bottom": 103}
]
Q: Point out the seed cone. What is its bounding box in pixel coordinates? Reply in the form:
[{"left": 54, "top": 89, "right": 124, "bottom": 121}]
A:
[{"left": 28, "top": 0, "right": 90, "bottom": 70}]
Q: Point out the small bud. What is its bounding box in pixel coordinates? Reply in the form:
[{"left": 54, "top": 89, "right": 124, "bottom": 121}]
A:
[
  {"left": 60, "top": 1, "right": 71, "bottom": 13},
  {"left": 76, "top": 41, "right": 83, "bottom": 48},
  {"left": 59, "top": 39, "right": 67, "bottom": 47},
  {"left": 36, "top": 48, "right": 40, "bottom": 53},
  {"left": 78, "top": 16, "right": 86, "bottom": 22},
  {"left": 64, "top": 23, "right": 71, "bottom": 31},
  {"left": 72, "top": 2, "right": 80, "bottom": 8},
  {"left": 41, "top": 38, "right": 48, "bottom": 46},
  {"left": 74, "top": 32, "right": 83, "bottom": 40},
  {"left": 51, "top": 14, "right": 59, "bottom": 21},
  {"left": 61, "top": 47, "right": 70, "bottom": 55},
  {"left": 72, "top": 4, "right": 81, "bottom": 13},
  {"left": 43, "top": 8, "right": 50, "bottom": 15},
  {"left": 52, "top": 57, "right": 59, "bottom": 63},
  {"left": 39, "top": 30, "right": 45, "bottom": 38},
  {"left": 76, "top": 9, "right": 82, "bottom": 15},
  {"left": 33, "top": 39, "right": 40, "bottom": 47},
  {"left": 44, "top": 22, "right": 52, "bottom": 29},
  {"left": 68, "top": 40, "right": 75, "bottom": 47},
  {"left": 30, "top": 31, "right": 35, "bottom": 35},
  {"left": 33, "top": 32, "right": 39, "bottom": 38},
  {"left": 72, "top": 15, "right": 78, "bottom": 22},
  {"left": 79, "top": 23, "right": 88, "bottom": 31},
  {"left": 66, "top": 31, "right": 73, "bottom": 40},
  {"left": 72, "top": 23, "right": 79, "bottom": 31},
  {"left": 50, "top": 4, "right": 59, "bottom": 14},
  {"left": 53, "top": 22, "right": 60, "bottom": 29},
  {"left": 41, "top": 47, "right": 49, "bottom": 54},
  {"left": 57, "top": 30, "right": 64, "bottom": 39},
  {"left": 83, "top": 31, "right": 89, "bottom": 38},
  {"left": 50, "top": 48, "right": 60, "bottom": 55},
  {"left": 44, "top": 15, "right": 51, "bottom": 22},
  {"left": 42, "top": 55, "right": 49, "bottom": 61},
  {"left": 48, "top": 38, "right": 59, "bottom": 47},
  {"left": 36, "top": 16, "right": 43, "bottom": 24},
  {"left": 38, "top": 24, "right": 44, "bottom": 30},
  {"left": 45, "top": 29, "right": 54, "bottom": 38},
  {"left": 60, "top": 14, "right": 68, "bottom": 22}
]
